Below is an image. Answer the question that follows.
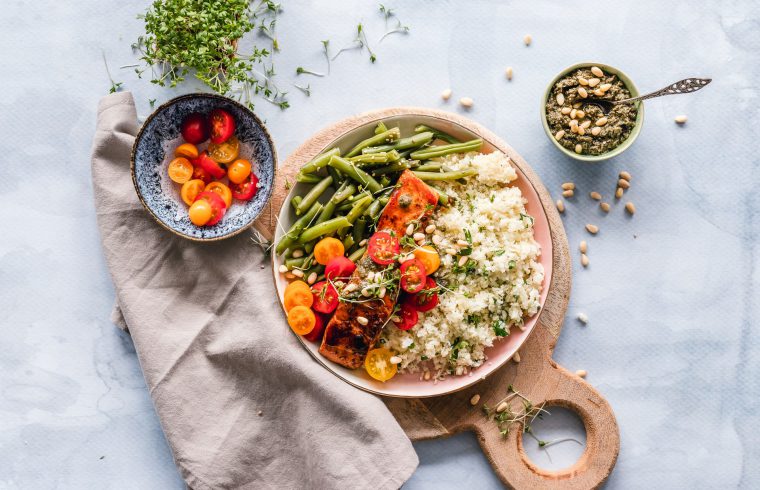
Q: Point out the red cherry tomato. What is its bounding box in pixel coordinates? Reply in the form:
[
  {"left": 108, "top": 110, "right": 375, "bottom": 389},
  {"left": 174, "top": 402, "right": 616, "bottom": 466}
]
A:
[
  {"left": 208, "top": 108, "right": 236, "bottom": 144},
  {"left": 324, "top": 256, "right": 356, "bottom": 281},
  {"left": 406, "top": 278, "right": 439, "bottom": 312},
  {"left": 181, "top": 113, "right": 209, "bottom": 144},
  {"left": 194, "top": 191, "right": 227, "bottom": 226},
  {"left": 397, "top": 302, "right": 419, "bottom": 331},
  {"left": 231, "top": 172, "right": 258, "bottom": 201},
  {"left": 367, "top": 231, "right": 400, "bottom": 265},
  {"left": 194, "top": 151, "right": 226, "bottom": 180},
  {"left": 400, "top": 258, "right": 427, "bottom": 293},
  {"left": 303, "top": 312, "right": 327, "bottom": 342},
  {"left": 311, "top": 281, "right": 339, "bottom": 314},
  {"left": 191, "top": 164, "right": 212, "bottom": 184}
]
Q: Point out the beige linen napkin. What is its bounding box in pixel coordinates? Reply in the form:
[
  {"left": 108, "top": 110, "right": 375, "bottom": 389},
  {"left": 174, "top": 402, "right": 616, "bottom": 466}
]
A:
[{"left": 91, "top": 92, "right": 419, "bottom": 490}]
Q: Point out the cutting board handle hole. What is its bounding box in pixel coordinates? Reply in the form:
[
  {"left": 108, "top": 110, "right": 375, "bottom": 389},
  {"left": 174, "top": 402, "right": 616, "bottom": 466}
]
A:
[{"left": 522, "top": 405, "right": 587, "bottom": 472}]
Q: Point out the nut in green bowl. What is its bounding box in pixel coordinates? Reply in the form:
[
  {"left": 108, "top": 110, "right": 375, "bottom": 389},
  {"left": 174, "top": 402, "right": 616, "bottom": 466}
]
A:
[{"left": 541, "top": 62, "right": 644, "bottom": 162}]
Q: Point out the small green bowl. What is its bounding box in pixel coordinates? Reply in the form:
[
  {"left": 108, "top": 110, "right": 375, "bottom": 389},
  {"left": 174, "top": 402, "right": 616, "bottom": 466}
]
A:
[{"left": 540, "top": 62, "right": 644, "bottom": 162}]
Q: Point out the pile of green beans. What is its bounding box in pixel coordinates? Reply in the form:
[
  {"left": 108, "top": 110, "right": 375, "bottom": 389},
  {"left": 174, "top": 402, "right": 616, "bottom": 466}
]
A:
[{"left": 276, "top": 122, "right": 482, "bottom": 276}]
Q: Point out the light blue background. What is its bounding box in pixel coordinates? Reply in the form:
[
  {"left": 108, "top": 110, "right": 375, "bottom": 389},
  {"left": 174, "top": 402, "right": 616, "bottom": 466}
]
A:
[{"left": 1, "top": 0, "right": 758, "bottom": 488}]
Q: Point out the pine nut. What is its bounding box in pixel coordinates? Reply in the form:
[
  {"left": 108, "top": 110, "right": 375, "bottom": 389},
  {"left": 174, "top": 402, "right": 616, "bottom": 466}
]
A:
[
  {"left": 456, "top": 239, "right": 469, "bottom": 247},
  {"left": 291, "top": 269, "right": 304, "bottom": 278},
  {"left": 577, "top": 312, "right": 589, "bottom": 324},
  {"left": 600, "top": 83, "right": 612, "bottom": 91},
  {"left": 581, "top": 253, "right": 589, "bottom": 267},
  {"left": 578, "top": 77, "right": 589, "bottom": 86},
  {"left": 578, "top": 126, "right": 586, "bottom": 136},
  {"left": 291, "top": 249, "right": 304, "bottom": 258},
  {"left": 589, "top": 191, "right": 601, "bottom": 200},
  {"left": 570, "top": 125, "right": 579, "bottom": 134},
  {"left": 614, "top": 187, "right": 623, "bottom": 199},
  {"left": 586, "top": 224, "right": 599, "bottom": 234},
  {"left": 361, "top": 288, "right": 371, "bottom": 297},
  {"left": 590, "top": 66, "right": 603, "bottom": 77},
  {"left": 619, "top": 171, "right": 632, "bottom": 181},
  {"left": 593, "top": 89, "right": 605, "bottom": 97},
  {"left": 576, "top": 110, "right": 585, "bottom": 119},
  {"left": 513, "top": 351, "right": 521, "bottom": 363},
  {"left": 555, "top": 130, "right": 566, "bottom": 141},
  {"left": 595, "top": 117, "right": 608, "bottom": 126},
  {"left": 343, "top": 283, "right": 357, "bottom": 293},
  {"left": 561, "top": 107, "right": 572, "bottom": 115},
  {"left": 579, "top": 240, "right": 587, "bottom": 253},
  {"left": 625, "top": 201, "right": 636, "bottom": 215},
  {"left": 580, "top": 120, "right": 591, "bottom": 129},
  {"left": 406, "top": 223, "right": 415, "bottom": 235},
  {"left": 556, "top": 93, "right": 565, "bottom": 105},
  {"left": 390, "top": 355, "right": 402, "bottom": 364},
  {"left": 578, "top": 87, "right": 588, "bottom": 98},
  {"left": 570, "top": 108, "right": 577, "bottom": 119},
  {"left": 618, "top": 179, "right": 630, "bottom": 189},
  {"left": 575, "top": 144, "right": 583, "bottom": 154},
  {"left": 562, "top": 189, "right": 574, "bottom": 197},
  {"left": 432, "top": 234, "right": 443, "bottom": 245},
  {"left": 575, "top": 369, "right": 588, "bottom": 378},
  {"left": 523, "top": 34, "right": 532, "bottom": 46},
  {"left": 359, "top": 239, "right": 367, "bottom": 246},
  {"left": 459, "top": 97, "right": 474, "bottom": 108},
  {"left": 441, "top": 88, "right": 452, "bottom": 100},
  {"left": 413, "top": 232, "right": 425, "bottom": 241},
  {"left": 378, "top": 286, "right": 387, "bottom": 298},
  {"left": 425, "top": 224, "right": 436, "bottom": 234},
  {"left": 424, "top": 371, "right": 431, "bottom": 380},
  {"left": 496, "top": 401, "right": 508, "bottom": 413},
  {"left": 307, "top": 272, "right": 317, "bottom": 285},
  {"left": 505, "top": 66, "right": 513, "bottom": 80},
  {"left": 569, "top": 119, "right": 579, "bottom": 129},
  {"left": 456, "top": 366, "right": 463, "bottom": 376},
  {"left": 591, "top": 127, "right": 602, "bottom": 136},
  {"left": 556, "top": 199, "right": 565, "bottom": 213},
  {"left": 458, "top": 256, "right": 469, "bottom": 267},
  {"left": 600, "top": 202, "right": 610, "bottom": 212},
  {"left": 445, "top": 248, "right": 457, "bottom": 256},
  {"left": 278, "top": 264, "right": 288, "bottom": 273},
  {"left": 356, "top": 316, "right": 368, "bottom": 325},
  {"left": 588, "top": 77, "right": 600, "bottom": 87},
  {"left": 573, "top": 102, "right": 582, "bottom": 108},
  {"left": 562, "top": 182, "right": 575, "bottom": 190},
  {"left": 470, "top": 394, "right": 481, "bottom": 406},
  {"left": 675, "top": 115, "right": 688, "bottom": 124}
]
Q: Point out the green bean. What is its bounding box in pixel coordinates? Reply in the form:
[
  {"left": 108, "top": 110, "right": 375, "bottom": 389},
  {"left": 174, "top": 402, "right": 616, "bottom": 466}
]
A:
[
  {"left": 275, "top": 202, "right": 323, "bottom": 254},
  {"left": 414, "top": 124, "right": 461, "bottom": 144},
  {"left": 379, "top": 195, "right": 390, "bottom": 206},
  {"left": 296, "top": 172, "right": 322, "bottom": 183},
  {"left": 330, "top": 182, "right": 356, "bottom": 204},
  {"left": 328, "top": 156, "right": 382, "bottom": 193},
  {"left": 304, "top": 242, "right": 315, "bottom": 254},
  {"left": 429, "top": 185, "right": 450, "bottom": 206},
  {"left": 296, "top": 176, "right": 333, "bottom": 215},
  {"left": 306, "top": 264, "right": 325, "bottom": 276},
  {"left": 290, "top": 195, "right": 302, "bottom": 212},
  {"left": 285, "top": 256, "right": 307, "bottom": 269},
  {"left": 364, "top": 199, "right": 384, "bottom": 220},
  {"left": 299, "top": 148, "right": 340, "bottom": 174},
  {"left": 362, "top": 131, "right": 434, "bottom": 154},
  {"left": 342, "top": 235, "right": 355, "bottom": 250},
  {"left": 326, "top": 165, "right": 344, "bottom": 186},
  {"left": 339, "top": 196, "right": 373, "bottom": 237},
  {"left": 410, "top": 139, "right": 483, "bottom": 160},
  {"left": 412, "top": 168, "right": 478, "bottom": 181},
  {"left": 299, "top": 217, "right": 352, "bottom": 243},
  {"left": 416, "top": 162, "right": 443, "bottom": 172},
  {"left": 348, "top": 246, "right": 366, "bottom": 262},
  {"left": 344, "top": 128, "right": 401, "bottom": 157},
  {"left": 352, "top": 216, "right": 368, "bottom": 245},
  {"left": 374, "top": 121, "right": 387, "bottom": 134},
  {"left": 348, "top": 150, "right": 401, "bottom": 165},
  {"left": 371, "top": 160, "right": 418, "bottom": 175}
]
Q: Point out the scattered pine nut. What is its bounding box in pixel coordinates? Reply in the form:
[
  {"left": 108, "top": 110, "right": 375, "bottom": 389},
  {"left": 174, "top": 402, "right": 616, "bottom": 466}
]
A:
[
  {"left": 432, "top": 234, "right": 443, "bottom": 245},
  {"left": 278, "top": 264, "right": 288, "bottom": 273},
  {"left": 576, "top": 110, "right": 586, "bottom": 119},
  {"left": 307, "top": 272, "right": 317, "bottom": 285},
  {"left": 593, "top": 88, "right": 605, "bottom": 97},
  {"left": 459, "top": 96, "right": 473, "bottom": 108},
  {"left": 581, "top": 253, "right": 589, "bottom": 267},
  {"left": 575, "top": 144, "right": 583, "bottom": 154},
  {"left": 470, "top": 394, "right": 481, "bottom": 406},
  {"left": 625, "top": 202, "right": 636, "bottom": 215},
  {"left": 458, "top": 256, "right": 469, "bottom": 267},
  {"left": 556, "top": 199, "right": 565, "bottom": 213},
  {"left": 600, "top": 202, "right": 610, "bottom": 212},
  {"left": 555, "top": 130, "right": 566, "bottom": 141},
  {"left": 505, "top": 66, "right": 514, "bottom": 80},
  {"left": 595, "top": 117, "right": 608, "bottom": 127},
  {"left": 580, "top": 120, "right": 591, "bottom": 129},
  {"left": 406, "top": 223, "right": 415, "bottom": 236},
  {"left": 619, "top": 171, "right": 632, "bottom": 181},
  {"left": 578, "top": 77, "right": 589, "bottom": 86},
  {"left": 456, "top": 239, "right": 469, "bottom": 247},
  {"left": 284, "top": 272, "right": 296, "bottom": 280},
  {"left": 579, "top": 240, "right": 587, "bottom": 253},
  {"left": 561, "top": 107, "right": 572, "bottom": 115},
  {"left": 586, "top": 224, "right": 599, "bottom": 234},
  {"left": 441, "top": 88, "right": 452, "bottom": 100},
  {"left": 561, "top": 182, "right": 575, "bottom": 190},
  {"left": 588, "top": 78, "right": 601, "bottom": 87},
  {"left": 497, "top": 401, "right": 509, "bottom": 413},
  {"left": 378, "top": 286, "right": 387, "bottom": 298},
  {"left": 356, "top": 316, "right": 369, "bottom": 326},
  {"left": 591, "top": 127, "right": 602, "bottom": 136},
  {"left": 590, "top": 66, "right": 604, "bottom": 77},
  {"left": 556, "top": 93, "right": 565, "bottom": 105},
  {"left": 618, "top": 179, "right": 631, "bottom": 189},
  {"left": 573, "top": 102, "right": 582, "bottom": 109},
  {"left": 513, "top": 351, "right": 521, "bottom": 363},
  {"left": 578, "top": 87, "right": 588, "bottom": 98},
  {"left": 575, "top": 369, "right": 588, "bottom": 378},
  {"left": 600, "top": 83, "right": 612, "bottom": 91},
  {"left": 291, "top": 249, "right": 304, "bottom": 258},
  {"left": 425, "top": 224, "right": 436, "bottom": 234},
  {"left": 390, "top": 356, "right": 402, "bottom": 365},
  {"left": 413, "top": 232, "right": 425, "bottom": 241},
  {"left": 589, "top": 191, "right": 602, "bottom": 200},
  {"left": 562, "top": 189, "right": 574, "bottom": 198},
  {"left": 577, "top": 312, "right": 589, "bottom": 324},
  {"left": 291, "top": 269, "right": 305, "bottom": 278},
  {"left": 424, "top": 371, "right": 431, "bottom": 380},
  {"left": 615, "top": 187, "right": 624, "bottom": 199},
  {"left": 578, "top": 126, "right": 586, "bottom": 136},
  {"left": 523, "top": 34, "right": 532, "bottom": 46},
  {"left": 570, "top": 108, "right": 578, "bottom": 119},
  {"left": 361, "top": 288, "right": 371, "bottom": 297},
  {"left": 674, "top": 115, "right": 688, "bottom": 124},
  {"left": 445, "top": 248, "right": 457, "bottom": 256},
  {"left": 359, "top": 239, "right": 367, "bottom": 246}
]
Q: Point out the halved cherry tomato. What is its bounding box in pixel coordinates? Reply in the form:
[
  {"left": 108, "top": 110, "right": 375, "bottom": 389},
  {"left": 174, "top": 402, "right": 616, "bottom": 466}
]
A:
[
  {"left": 208, "top": 108, "right": 235, "bottom": 144},
  {"left": 288, "top": 305, "right": 316, "bottom": 335},
  {"left": 194, "top": 151, "right": 226, "bottom": 180},
  {"left": 191, "top": 164, "right": 212, "bottom": 184},
  {"left": 227, "top": 159, "right": 252, "bottom": 184},
  {"left": 181, "top": 113, "right": 209, "bottom": 144},
  {"left": 413, "top": 245, "right": 441, "bottom": 275},
  {"left": 397, "top": 302, "right": 419, "bottom": 331},
  {"left": 180, "top": 179, "right": 206, "bottom": 206},
  {"left": 194, "top": 191, "right": 226, "bottom": 226},
  {"left": 168, "top": 157, "right": 193, "bottom": 184},
  {"left": 303, "top": 312, "right": 327, "bottom": 342},
  {"left": 314, "top": 237, "right": 345, "bottom": 265},
  {"left": 311, "top": 281, "right": 339, "bottom": 314},
  {"left": 230, "top": 172, "right": 258, "bottom": 201},
  {"left": 188, "top": 199, "right": 213, "bottom": 226},
  {"left": 364, "top": 347, "right": 398, "bottom": 382},
  {"left": 325, "top": 256, "right": 356, "bottom": 281},
  {"left": 284, "top": 281, "right": 313, "bottom": 312},
  {"left": 367, "top": 231, "right": 400, "bottom": 265},
  {"left": 405, "top": 277, "right": 439, "bottom": 312},
  {"left": 205, "top": 181, "right": 232, "bottom": 208},
  {"left": 400, "top": 258, "right": 427, "bottom": 293},
  {"left": 175, "top": 143, "right": 199, "bottom": 160},
  {"left": 208, "top": 136, "right": 240, "bottom": 164}
]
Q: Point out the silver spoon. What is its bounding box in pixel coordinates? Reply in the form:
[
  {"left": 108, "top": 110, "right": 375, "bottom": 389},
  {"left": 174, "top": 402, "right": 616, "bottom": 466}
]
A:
[{"left": 583, "top": 77, "right": 712, "bottom": 114}]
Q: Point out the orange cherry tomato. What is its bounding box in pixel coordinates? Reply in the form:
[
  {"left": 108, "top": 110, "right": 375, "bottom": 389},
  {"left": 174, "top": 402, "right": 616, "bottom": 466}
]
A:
[
  {"left": 413, "top": 245, "right": 441, "bottom": 274},
  {"left": 204, "top": 181, "right": 232, "bottom": 208},
  {"left": 208, "top": 136, "right": 240, "bottom": 164},
  {"left": 314, "top": 237, "right": 345, "bottom": 265},
  {"left": 227, "top": 159, "right": 252, "bottom": 184},
  {"left": 180, "top": 179, "right": 206, "bottom": 206},
  {"left": 287, "top": 306, "right": 316, "bottom": 335},
  {"left": 364, "top": 347, "right": 398, "bottom": 382},
  {"left": 188, "top": 199, "right": 212, "bottom": 226},
  {"left": 284, "top": 280, "right": 314, "bottom": 312},
  {"left": 168, "top": 157, "right": 193, "bottom": 184},
  {"left": 175, "top": 143, "right": 199, "bottom": 160}
]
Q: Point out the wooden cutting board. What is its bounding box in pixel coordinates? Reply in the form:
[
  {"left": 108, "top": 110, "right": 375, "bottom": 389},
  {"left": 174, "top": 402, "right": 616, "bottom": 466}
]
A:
[{"left": 254, "top": 108, "right": 619, "bottom": 489}]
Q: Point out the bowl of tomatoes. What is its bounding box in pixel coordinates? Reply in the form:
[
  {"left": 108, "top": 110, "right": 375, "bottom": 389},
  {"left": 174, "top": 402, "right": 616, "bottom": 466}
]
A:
[{"left": 131, "top": 93, "right": 276, "bottom": 241}]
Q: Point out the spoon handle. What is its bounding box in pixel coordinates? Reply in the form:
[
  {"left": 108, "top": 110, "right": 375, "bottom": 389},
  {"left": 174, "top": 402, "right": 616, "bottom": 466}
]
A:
[{"left": 618, "top": 77, "right": 712, "bottom": 104}]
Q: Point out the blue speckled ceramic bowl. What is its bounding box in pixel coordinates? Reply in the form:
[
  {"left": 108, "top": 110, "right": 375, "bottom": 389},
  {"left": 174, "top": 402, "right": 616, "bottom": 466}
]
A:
[{"left": 131, "top": 93, "right": 276, "bottom": 241}]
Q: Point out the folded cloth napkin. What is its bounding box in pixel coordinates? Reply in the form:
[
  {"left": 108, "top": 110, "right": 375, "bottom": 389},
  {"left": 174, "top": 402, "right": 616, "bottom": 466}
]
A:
[{"left": 91, "top": 92, "right": 419, "bottom": 490}]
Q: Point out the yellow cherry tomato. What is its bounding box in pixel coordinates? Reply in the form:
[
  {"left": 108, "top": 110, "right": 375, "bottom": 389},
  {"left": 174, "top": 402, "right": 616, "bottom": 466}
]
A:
[
  {"left": 287, "top": 305, "right": 316, "bottom": 335},
  {"left": 188, "top": 199, "right": 212, "bottom": 226},
  {"left": 168, "top": 157, "right": 194, "bottom": 184},
  {"left": 204, "top": 181, "right": 232, "bottom": 208},
  {"left": 208, "top": 136, "right": 240, "bottom": 164},
  {"left": 314, "top": 237, "right": 345, "bottom": 265},
  {"left": 175, "top": 143, "right": 199, "bottom": 160},
  {"left": 284, "top": 280, "right": 314, "bottom": 312},
  {"left": 364, "top": 347, "right": 398, "bottom": 382},
  {"left": 413, "top": 245, "right": 441, "bottom": 274},
  {"left": 180, "top": 179, "right": 206, "bottom": 206},
  {"left": 227, "top": 159, "right": 252, "bottom": 184}
]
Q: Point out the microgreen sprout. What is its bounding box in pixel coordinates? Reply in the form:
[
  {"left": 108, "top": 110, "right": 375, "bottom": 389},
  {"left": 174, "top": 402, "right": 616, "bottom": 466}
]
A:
[
  {"left": 296, "top": 67, "right": 325, "bottom": 77},
  {"left": 332, "top": 25, "right": 364, "bottom": 61},
  {"left": 101, "top": 52, "right": 122, "bottom": 94},
  {"left": 357, "top": 23, "right": 377, "bottom": 63},
  {"left": 321, "top": 40, "right": 331, "bottom": 73},
  {"left": 379, "top": 20, "right": 410, "bottom": 43}
]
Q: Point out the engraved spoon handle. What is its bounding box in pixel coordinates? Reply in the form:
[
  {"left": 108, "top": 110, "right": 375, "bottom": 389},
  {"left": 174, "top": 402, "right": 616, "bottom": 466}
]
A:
[{"left": 615, "top": 77, "right": 712, "bottom": 104}]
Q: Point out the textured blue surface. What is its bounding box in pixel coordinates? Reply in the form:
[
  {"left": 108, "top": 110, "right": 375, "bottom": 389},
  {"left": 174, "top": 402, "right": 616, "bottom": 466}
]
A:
[{"left": 1, "top": 0, "right": 758, "bottom": 488}]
